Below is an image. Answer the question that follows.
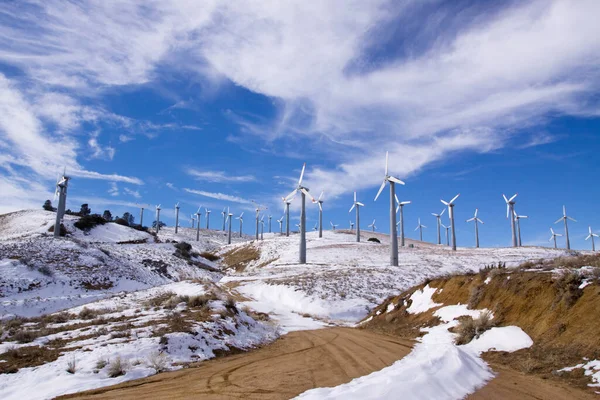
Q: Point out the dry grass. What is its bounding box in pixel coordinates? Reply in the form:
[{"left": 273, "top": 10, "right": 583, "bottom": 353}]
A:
[
  {"left": 107, "top": 357, "right": 128, "bottom": 378},
  {"left": 0, "top": 345, "right": 61, "bottom": 374},
  {"left": 199, "top": 251, "right": 220, "bottom": 262},
  {"left": 147, "top": 351, "right": 169, "bottom": 373},
  {"left": 454, "top": 310, "right": 494, "bottom": 345},
  {"left": 221, "top": 245, "right": 260, "bottom": 272}
]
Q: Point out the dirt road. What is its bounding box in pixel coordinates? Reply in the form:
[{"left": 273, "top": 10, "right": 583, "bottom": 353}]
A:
[{"left": 59, "top": 328, "right": 414, "bottom": 400}]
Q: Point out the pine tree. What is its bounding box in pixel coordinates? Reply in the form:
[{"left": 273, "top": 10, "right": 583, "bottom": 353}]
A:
[
  {"left": 122, "top": 212, "right": 134, "bottom": 226},
  {"left": 80, "top": 204, "right": 91, "bottom": 216},
  {"left": 43, "top": 200, "right": 56, "bottom": 211},
  {"left": 102, "top": 210, "right": 113, "bottom": 221}
]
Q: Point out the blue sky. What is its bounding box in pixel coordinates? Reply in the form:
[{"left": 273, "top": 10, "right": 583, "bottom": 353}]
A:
[{"left": 1, "top": 0, "right": 599, "bottom": 249}]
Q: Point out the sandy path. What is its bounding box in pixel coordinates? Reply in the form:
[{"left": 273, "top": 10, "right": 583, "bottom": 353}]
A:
[{"left": 58, "top": 328, "right": 414, "bottom": 400}]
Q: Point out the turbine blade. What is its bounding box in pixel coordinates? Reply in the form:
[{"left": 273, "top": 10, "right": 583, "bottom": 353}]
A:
[
  {"left": 502, "top": 194, "right": 509, "bottom": 203},
  {"left": 318, "top": 191, "right": 324, "bottom": 201},
  {"left": 450, "top": 193, "right": 460, "bottom": 204},
  {"left": 474, "top": 208, "right": 478, "bottom": 217},
  {"left": 466, "top": 217, "right": 475, "bottom": 222},
  {"left": 385, "top": 151, "right": 389, "bottom": 176},
  {"left": 568, "top": 217, "right": 577, "bottom": 222},
  {"left": 354, "top": 191, "right": 357, "bottom": 202},
  {"left": 478, "top": 218, "right": 484, "bottom": 224},
  {"left": 356, "top": 202, "right": 365, "bottom": 206},
  {"left": 395, "top": 194, "right": 399, "bottom": 204},
  {"left": 440, "top": 208, "right": 446, "bottom": 216},
  {"left": 299, "top": 163, "right": 306, "bottom": 185},
  {"left": 401, "top": 201, "right": 411, "bottom": 205},
  {"left": 388, "top": 176, "right": 405, "bottom": 185},
  {"left": 509, "top": 193, "right": 518, "bottom": 202},
  {"left": 563, "top": 205, "right": 566, "bottom": 216},
  {"left": 422, "top": 225, "right": 427, "bottom": 228},
  {"left": 554, "top": 217, "right": 563, "bottom": 224},
  {"left": 432, "top": 213, "right": 438, "bottom": 217},
  {"left": 318, "top": 202, "right": 322, "bottom": 211},
  {"left": 441, "top": 200, "right": 449, "bottom": 206},
  {"left": 285, "top": 189, "right": 298, "bottom": 201},
  {"left": 506, "top": 204, "right": 510, "bottom": 219},
  {"left": 374, "top": 180, "right": 386, "bottom": 201},
  {"left": 349, "top": 204, "right": 355, "bottom": 213},
  {"left": 586, "top": 235, "right": 591, "bottom": 240},
  {"left": 300, "top": 188, "right": 315, "bottom": 202},
  {"left": 414, "top": 225, "right": 419, "bottom": 231}
]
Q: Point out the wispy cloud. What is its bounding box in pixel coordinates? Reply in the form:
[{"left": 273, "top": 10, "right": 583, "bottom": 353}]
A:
[
  {"left": 89, "top": 131, "right": 116, "bottom": 160},
  {"left": 119, "top": 134, "right": 133, "bottom": 143},
  {"left": 123, "top": 187, "right": 141, "bottom": 199},
  {"left": 184, "top": 188, "right": 254, "bottom": 205},
  {"left": 186, "top": 168, "right": 257, "bottom": 183},
  {"left": 108, "top": 182, "right": 119, "bottom": 197}
]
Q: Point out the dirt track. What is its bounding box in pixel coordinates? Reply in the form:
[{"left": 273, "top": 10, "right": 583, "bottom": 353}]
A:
[{"left": 59, "top": 328, "right": 414, "bottom": 400}]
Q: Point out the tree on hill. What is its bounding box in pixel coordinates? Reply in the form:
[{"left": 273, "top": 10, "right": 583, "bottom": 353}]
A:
[
  {"left": 43, "top": 200, "right": 56, "bottom": 212},
  {"left": 122, "top": 212, "right": 134, "bottom": 226},
  {"left": 152, "top": 220, "right": 166, "bottom": 229},
  {"left": 80, "top": 204, "right": 91, "bottom": 216},
  {"left": 102, "top": 210, "right": 113, "bottom": 221}
]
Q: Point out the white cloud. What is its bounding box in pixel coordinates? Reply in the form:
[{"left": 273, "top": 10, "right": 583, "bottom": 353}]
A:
[
  {"left": 184, "top": 188, "right": 254, "bottom": 205},
  {"left": 119, "top": 134, "right": 133, "bottom": 143},
  {"left": 123, "top": 187, "right": 141, "bottom": 198},
  {"left": 108, "top": 182, "right": 119, "bottom": 197},
  {"left": 186, "top": 168, "right": 256, "bottom": 183},
  {"left": 166, "top": 182, "right": 177, "bottom": 190},
  {"left": 88, "top": 131, "right": 116, "bottom": 160}
]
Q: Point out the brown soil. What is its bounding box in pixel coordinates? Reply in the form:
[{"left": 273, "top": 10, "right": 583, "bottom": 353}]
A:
[{"left": 57, "top": 328, "right": 414, "bottom": 400}]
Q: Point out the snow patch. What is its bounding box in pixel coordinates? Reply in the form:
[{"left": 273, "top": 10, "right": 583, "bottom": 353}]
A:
[{"left": 406, "top": 284, "right": 441, "bottom": 314}]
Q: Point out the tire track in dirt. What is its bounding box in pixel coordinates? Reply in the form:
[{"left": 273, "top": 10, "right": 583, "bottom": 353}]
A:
[{"left": 58, "top": 328, "right": 414, "bottom": 400}]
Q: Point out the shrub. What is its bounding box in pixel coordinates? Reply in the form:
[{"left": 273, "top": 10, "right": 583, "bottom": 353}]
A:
[
  {"left": 174, "top": 242, "right": 193, "bottom": 259},
  {"left": 74, "top": 214, "right": 106, "bottom": 231},
  {"left": 48, "top": 223, "right": 68, "bottom": 236},
  {"left": 199, "top": 252, "right": 220, "bottom": 262},
  {"left": 367, "top": 237, "right": 380, "bottom": 243},
  {"left": 78, "top": 307, "right": 97, "bottom": 320},
  {"left": 225, "top": 297, "right": 238, "bottom": 314},
  {"left": 187, "top": 295, "right": 210, "bottom": 308},
  {"left": 107, "top": 357, "right": 128, "bottom": 378},
  {"left": 143, "top": 291, "right": 176, "bottom": 308},
  {"left": 95, "top": 358, "right": 109, "bottom": 370},
  {"left": 114, "top": 218, "right": 129, "bottom": 226},
  {"left": 38, "top": 265, "right": 53, "bottom": 277},
  {"left": 66, "top": 358, "right": 77, "bottom": 374},
  {"left": 553, "top": 270, "right": 583, "bottom": 308},
  {"left": 455, "top": 311, "right": 494, "bottom": 345},
  {"left": 468, "top": 285, "right": 485, "bottom": 308},
  {"left": 147, "top": 351, "right": 169, "bottom": 373},
  {"left": 13, "top": 330, "right": 38, "bottom": 343}
]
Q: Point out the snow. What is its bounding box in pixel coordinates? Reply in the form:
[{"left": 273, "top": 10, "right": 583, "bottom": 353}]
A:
[
  {"left": 406, "top": 284, "right": 441, "bottom": 314},
  {"left": 559, "top": 359, "right": 600, "bottom": 388},
  {"left": 295, "top": 305, "right": 532, "bottom": 400},
  {"left": 484, "top": 277, "right": 492, "bottom": 284}
]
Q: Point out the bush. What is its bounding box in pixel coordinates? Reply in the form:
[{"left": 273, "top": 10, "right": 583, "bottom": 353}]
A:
[
  {"left": 13, "top": 330, "right": 38, "bottom": 343},
  {"left": 225, "top": 297, "right": 238, "bottom": 314},
  {"left": 553, "top": 270, "right": 583, "bottom": 308},
  {"left": 455, "top": 310, "right": 494, "bottom": 345},
  {"left": 38, "top": 265, "right": 53, "bottom": 277},
  {"left": 74, "top": 214, "right": 106, "bottom": 231},
  {"left": 468, "top": 285, "right": 485, "bottom": 308},
  {"left": 147, "top": 351, "right": 169, "bottom": 373},
  {"left": 66, "top": 358, "right": 77, "bottom": 374},
  {"left": 107, "top": 357, "right": 128, "bottom": 378},
  {"left": 174, "top": 242, "right": 193, "bottom": 259},
  {"left": 114, "top": 218, "right": 129, "bottom": 226},
  {"left": 199, "top": 252, "right": 220, "bottom": 262},
  {"left": 367, "top": 237, "right": 381, "bottom": 243},
  {"left": 96, "top": 358, "right": 109, "bottom": 370},
  {"left": 48, "top": 223, "right": 67, "bottom": 236},
  {"left": 78, "top": 307, "right": 98, "bottom": 320}
]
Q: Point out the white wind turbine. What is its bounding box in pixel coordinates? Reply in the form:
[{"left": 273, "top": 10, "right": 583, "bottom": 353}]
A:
[
  {"left": 441, "top": 223, "right": 450, "bottom": 246},
  {"left": 139, "top": 206, "right": 144, "bottom": 228},
  {"left": 555, "top": 205, "right": 576, "bottom": 250},
  {"left": 374, "top": 152, "right": 405, "bottom": 266},
  {"left": 395, "top": 197, "right": 411, "bottom": 247},
  {"left": 283, "top": 163, "right": 315, "bottom": 264},
  {"left": 330, "top": 221, "right": 338, "bottom": 231},
  {"left": 205, "top": 208, "right": 211, "bottom": 229},
  {"left": 283, "top": 197, "right": 294, "bottom": 237},
  {"left": 316, "top": 191, "right": 325, "bottom": 238},
  {"left": 221, "top": 207, "right": 227, "bottom": 231},
  {"left": 195, "top": 207, "right": 202, "bottom": 241},
  {"left": 431, "top": 208, "right": 446, "bottom": 245},
  {"left": 190, "top": 214, "right": 196, "bottom": 229},
  {"left": 414, "top": 218, "right": 426, "bottom": 241},
  {"left": 514, "top": 210, "right": 528, "bottom": 247},
  {"left": 441, "top": 194, "right": 460, "bottom": 251},
  {"left": 586, "top": 226, "right": 598, "bottom": 251},
  {"left": 252, "top": 201, "right": 267, "bottom": 241},
  {"left": 368, "top": 219, "right": 376, "bottom": 232},
  {"left": 227, "top": 208, "right": 234, "bottom": 244},
  {"left": 53, "top": 170, "right": 70, "bottom": 238},
  {"left": 349, "top": 220, "right": 354, "bottom": 230},
  {"left": 174, "top": 203, "right": 180, "bottom": 234},
  {"left": 277, "top": 216, "right": 284, "bottom": 234},
  {"left": 260, "top": 215, "right": 265, "bottom": 240},
  {"left": 236, "top": 212, "right": 244, "bottom": 237},
  {"left": 549, "top": 228, "right": 562, "bottom": 249},
  {"left": 502, "top": 194, "right": 518, "bottom": 247},
  {"left": 466, "top": 208, "right": 484, "bottom": 248},
  {"left": 349, "top": 191, "right": 365, "bottom": 242},
  {"left": 313, "top": 222, "right": 318, "bottom": 231},
  {"left": 155, "top": 204, "right": 161, "bottom": 233},
  {"left": 268, "top": 215, "right": 272, "bottom": 233}
]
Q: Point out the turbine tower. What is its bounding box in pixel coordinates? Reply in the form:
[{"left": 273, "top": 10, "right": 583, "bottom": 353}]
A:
[
  {"left": 368, "top": 219, "right": 376, "bottom": 232},
  {"left": 395, "top": 197, "right": 411, "bottom": 247},
  {"left": 349, "top": 220, "right": 354, "bottom": 230},
  {"left": 205, "top": 208, "right": 211, "bottom": 229},
  {"left": 441, "top": 194, "right": 460, "bottom": 251},
  {"left": 374, "top": 152, "right": 405, "bottom": 267},
  {"left": 221, "top": 207, "right": 227, "bottom": 231},
  {"left": 466, "top": 208, "right": 484, "bottom": 248},
  {"left": 195, "top": 207, "right": 201, "bottom": 241},
  {"left": 252, "top": 201, "right": 266, "bottom": 241},
  {"left": 514, "top": 211, "right": 528, "bottom": 247},
  {"left": 139, "top": 206, "right": 144, "bottom": 228},
  {"left": 441, "top": 223, "right": 450, "bottom": 246},
  {"left": 227, "top": 208, "right": 233, "bottom": 244},
  {"left": 549, "top": 228, "right": 562, "bottom": 249},
  {"left": 414, "top": 218, "right": 426, "bottom": 241},
  {"left": 260, "top": 215, "right": 265, "bottom": 240},
  {"left": 155, "top": 204, "right": 161, "bottom": 233},
  {"left": 268, "top": 215, "right": 272, "bottom": 233},
  {"left": 349, "top": 191, "right": 365, "bottom": 243},
  {"left": 277, "top": 216, "right": 284, "bottom": 234},
  {"left": 174, "top": 203, "right": 180, "bottom": 234},
  {"left": 330, "top": 221, "right": 338, "bottom": 231},
  {"left": 190, "top": 214, "right": 196, "bottom": 229},
  {"left": 316, "top": 192, "right": 325, "bottom": 238},
  {"left": 236, "top": 212, "right": 244, "bottom": 237},
  {"left": 503, "top": 194, "right": 518, "bottom": 247},
  {"left": 282, "top": 197, "right": 294, "bottom": 237},
  {"left": 53, "top": 171, "right": 70, "bottom": 238},
  {"left": 431, "top": 208, "right": 446, "bottom": 245},
  {"left": 586, "top": 226, "right": 598, "bottom": 251},
  {"left": 283, "top": 163, "right": 315, "bottom": 264},
  {"left": 555, "top": 205, "right": 576, "bottom": 250}
]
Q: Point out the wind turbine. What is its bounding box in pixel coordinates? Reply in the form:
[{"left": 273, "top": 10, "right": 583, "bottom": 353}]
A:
[
  {"left": 316, "top": 191, "right": 325, "bottom": 238},
  {"left": 395, "top": 197, "right": 411, "bottom": 247},
  {"left": 155, "top": 204, "right": 161, "bottom": 233},
  {"left": 252, "top": 201, "right": 267, "bottom": 241},
  {"left": 503, "top": 194, "right": 518, "bottom": 247},
  {"left": 466, "top": 208, "right": 484, "bottom": 248},
  {"left": 330, "top": 221, "right": 338, "bottom": 231},
  {"left": 53, "top": 171, "right": 70, "bottom": 238},
  {"left": 236, "top": 212, "right": 244, "bottom": 237},
  {"left": 174, "top": 203, "right": 180, "bottom": 234},
  {"left": 414, "top": 218, "right": 426, "bottom": 241},
  {"left": 260, "top": 215, "right": 265, "bottom": 240},
  {"left": 190, "top": 214, "right": 196, "bottom": 229},
  {"left": 227, "top": 208, "right": 234, "bottom": 244},
  {"left": 221, "top": 207, "right": 227, "bottom": 231},
  {"left": 555, "top": 205, "right": 576, "bottom": 250},
  {"left": 283, "top": 197, "right": 294, "bottom": 237},
  {"left": 195, "top": 207, "right": 202, "bottom": 241},
  {"left": 368, "top": 219, "right": 376, "bottom": 232},
  {"left": 268, "top": 215, "right": 272, "bottom": 233},
  {"left": 585, "top": 226, "right": 598, "bottom": 251},
  {"left": 139, "top": 206, "right": 144, "bottom": 228},
  {"left": 514, "top": 211, "right": 528, "bottom": 247},
  {"left": 374, "top": 152, "right": 405, "bottom": 267},
  {"left": 283, "top": 163, "right": 315, "bottom": 264},
  {"left": 441, "top": 194, "right": 460, "bottom": 251},
  {"left": 349, "top": 191, "right": 365, "bottom": 243},
  {"left": 313, "top": 222, "right": 318, "bottom": 231},
  {"left": 277, "top": 216, "right": 284, "bottom": 234},
  {"left": 205, "top": 208, "right": 211, "bottom": 229},
  {"left": 349, "top": 220, "right": 354, "bottom": 230},
  {"left": 441, "top": 223, "right": 450, "bottom": 246},
  {"left": 431, "top": 208, "right": 446, "bottom": 245},
  {"left": 549, "top": 228, "right": 562, "bottom": 249}
]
